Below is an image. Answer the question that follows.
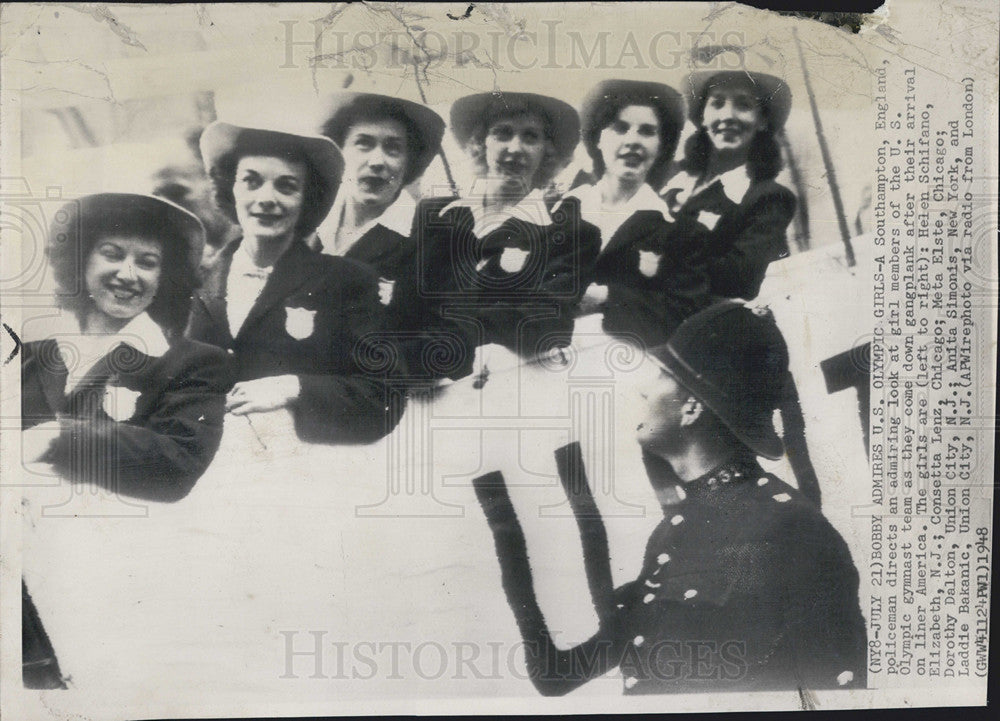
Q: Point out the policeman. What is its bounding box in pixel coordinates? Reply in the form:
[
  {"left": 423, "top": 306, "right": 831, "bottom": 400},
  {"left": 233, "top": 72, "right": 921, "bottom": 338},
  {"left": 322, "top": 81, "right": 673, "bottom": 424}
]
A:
[{"left": 474, "top": 301, "right": 868, "bottom": 694}]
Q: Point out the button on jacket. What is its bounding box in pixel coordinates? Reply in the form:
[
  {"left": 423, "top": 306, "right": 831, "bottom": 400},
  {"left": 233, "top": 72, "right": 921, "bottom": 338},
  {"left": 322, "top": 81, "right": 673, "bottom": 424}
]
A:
[
  {"left": 473, "top": 452, "right": 867, "bottom": 696},
  {"left": 187, "top": 237, "right": 404, "bottom": 444},
  {"left": 614, "top": 454, "right": 868, "bottom": 694}
]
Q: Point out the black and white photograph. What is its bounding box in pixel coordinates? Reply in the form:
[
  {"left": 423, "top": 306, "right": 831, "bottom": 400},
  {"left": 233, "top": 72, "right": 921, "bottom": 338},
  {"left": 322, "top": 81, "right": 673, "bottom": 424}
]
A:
[{"left": 0, "top": 2, "right": 995, "bottom": 718}]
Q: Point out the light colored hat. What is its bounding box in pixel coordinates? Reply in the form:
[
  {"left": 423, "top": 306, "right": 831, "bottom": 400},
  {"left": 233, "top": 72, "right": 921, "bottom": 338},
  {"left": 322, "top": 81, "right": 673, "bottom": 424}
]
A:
[
  {"left": 684, "top": 46, "right": 792, "bottom": 131},
  {"left": 316, "top": 92, "right": 445, "bottom": 185},
  {"left": 199, "top": 121, "right": 345, "bottom": 230},
  {"left": 449, "top": 92, "right": 580, "bottom": 166}
]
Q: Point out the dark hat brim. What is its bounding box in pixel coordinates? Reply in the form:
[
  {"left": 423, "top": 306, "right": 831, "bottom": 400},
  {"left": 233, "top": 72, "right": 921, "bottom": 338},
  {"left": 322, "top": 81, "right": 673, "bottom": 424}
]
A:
[
  {"left": 316, "top": 92, "right": 445, "bottom": 182},
  {"left": 52, "top": 192, "right": 206, "bottom": 276},
  {"left": 580, "top": 79, "right": 686, "bottom": 143},
  {"left": 652, "top": 343, "right": 784, "bottom": 460},
  {"left": 200, "top": 121, "right": 344, "bottom": 224},
  {"left": 449, "top": 92, "right": 580, "bottom": 165},
  {"left": 684, "top": 70, "right": 791, "bottom": 131}
]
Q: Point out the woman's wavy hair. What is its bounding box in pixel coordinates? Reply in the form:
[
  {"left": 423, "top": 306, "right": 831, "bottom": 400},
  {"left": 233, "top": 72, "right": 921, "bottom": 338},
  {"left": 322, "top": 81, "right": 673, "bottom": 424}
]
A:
[
  {"left": 208, "top": 151, "right": 331, "bottom": 239},
  {"left": 583, "top": 98, "right": 682, "bottom": 189},
  {"left": 319, "top": 99, "right": 426, "bottom": 187},
  {"left": 463, "top": 104, "right": 563, "bottom": 191},
  {"left": 682, "top": 80, "right": 783, "bottom": 183},
  {"left": 48, "top": 212, "right": 198, "bottom": 337}
]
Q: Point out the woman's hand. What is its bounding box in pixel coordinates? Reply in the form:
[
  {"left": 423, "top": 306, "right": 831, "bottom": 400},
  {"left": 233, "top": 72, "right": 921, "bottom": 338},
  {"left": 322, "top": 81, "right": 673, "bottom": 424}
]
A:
[
  {"left": 226, "top": 375, "right": 300, "bottom": 415},
  {"left": 22, "top": 421, "right": 63, "bottom": 464},
  {"left": 578, "top": 283, "right": 609, "bottom": 316}
]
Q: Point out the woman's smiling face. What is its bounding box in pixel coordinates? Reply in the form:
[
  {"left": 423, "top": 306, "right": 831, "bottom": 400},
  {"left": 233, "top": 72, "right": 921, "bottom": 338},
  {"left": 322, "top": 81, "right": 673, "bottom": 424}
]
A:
[
  {"left": 84, "top": 236, "right": 163, "bottom": 321},
  {"left": 701, "top": 80, "right": 766, "bottom": 154},
  {"left": 598, "top": 104, "right": 661, "bottom": 184},
  {"left": 232, "top": 155, "right": 308, "bottom": 242}
]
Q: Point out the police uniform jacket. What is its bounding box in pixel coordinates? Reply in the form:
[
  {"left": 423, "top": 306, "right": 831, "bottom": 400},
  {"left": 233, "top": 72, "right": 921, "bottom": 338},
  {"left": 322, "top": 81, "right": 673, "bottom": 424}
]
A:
[
  {"left": 186, "top": 237, "right": 403, "bottom": 444},
  {"left": 611, "top": 453, "right": 868, "bottom": 693},
  {"left": 662, "top": 167, "right": 795, "bottom": 301},
  {"left": 414, "top": 193, "right": 601, "bottom": 369},
  {"left": 21, "top": 318, "right": 231, "bottom": 502},
  {"left": 475, "top": 452, "right": 867, "bottom": 696}
]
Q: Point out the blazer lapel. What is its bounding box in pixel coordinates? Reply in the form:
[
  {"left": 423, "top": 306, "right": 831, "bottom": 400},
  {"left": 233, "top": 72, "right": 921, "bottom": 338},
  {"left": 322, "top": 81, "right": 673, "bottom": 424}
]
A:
[
  {"left": 194, "top": 240, "right": 238, "bottom": 344},
  {"left": 600, "top": 211, "right": 664, "bottom": 259},
  {"left": 346, "top": 226, "right": 405, "bottom": 271},
  {"left": 237, "top": 240, "right": 319, "bottom": 338}
]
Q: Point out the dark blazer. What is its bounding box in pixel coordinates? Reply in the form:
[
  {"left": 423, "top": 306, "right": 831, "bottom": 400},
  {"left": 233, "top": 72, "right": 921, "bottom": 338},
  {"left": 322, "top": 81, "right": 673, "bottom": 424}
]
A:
[
  {"left": 591, "top": 209, "right": 712, "bottom": 346},
  {"left": 21, "top": 335, "right": 231, "bottom": 502},
  {"left": 663, "top": 175, "right": 795, "bottom": 300},
  {"left": 474, "top": 451, "right": 867, "bottom": 695},
  {"left": 335, "top": 223, "right": 472, "bottom": 383},
  {"left": 186, "top": 238, "right": 404, "bottom": 444},
  {"left": 414, "top": 195, "right": 601, "bottom": 367}
]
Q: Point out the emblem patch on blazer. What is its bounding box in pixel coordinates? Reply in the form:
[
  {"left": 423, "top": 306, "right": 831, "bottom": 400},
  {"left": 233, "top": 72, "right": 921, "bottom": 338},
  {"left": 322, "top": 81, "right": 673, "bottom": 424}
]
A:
[
  {"left": 378, "top": 277, "right": 395, "bottom": 306},
  {"left": 103, "top": 385, "right": 142, "bottom": 422},
  {"left": 638, "top": 250, "right": 661, "bottom": 278},
  {"left": 499, "top": 247, "right": 529, "bottom": 273},
  {"left": 284, "top": 306, "right": 317, "bottom": 340},
  {"left": 697, "top": 210, "right": 722, "bottom": 230}
]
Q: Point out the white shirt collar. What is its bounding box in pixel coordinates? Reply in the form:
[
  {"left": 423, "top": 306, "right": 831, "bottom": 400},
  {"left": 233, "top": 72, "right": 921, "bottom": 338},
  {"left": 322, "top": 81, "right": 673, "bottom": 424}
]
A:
[
  {"left": 560, "top": 182, "right": 668, "bottom": 246},
  {"left": 33, "top": 311, "right": 170, "bottom": 358},
  {"left": 440, "top": 186, "right": 553, "bottom": 237},
  {"left": 319, "top": 191, "right": 417, "bottom": 256},
  {"left": 33, "top": 311, "right": 170, "bottom": 392},
  {"left": 661, "top": 165, "right": 753, "bottom": 207},
  {"left": 226, "top": 245, "right": 273, "bottom": 335}
]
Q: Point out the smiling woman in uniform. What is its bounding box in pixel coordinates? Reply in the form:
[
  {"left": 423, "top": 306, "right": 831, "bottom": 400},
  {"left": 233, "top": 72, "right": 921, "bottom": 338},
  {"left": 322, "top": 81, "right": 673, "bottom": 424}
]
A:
[
  {"left": 21, "top": 192, "right": 229, "bottom": 500},
  {"left": 566, "top": 79, "right": 710, "bottom": 346},
  {"left": 187, "top": 122, "right": 404, "bottom": 443},
  {"left": 414, "top": 91, "right": 600, "bottom": 378},
  {"left": 20, "top": 193, "right": 230, "bottom": 688},
  {"left": 661, "top": 47, "right": 797, "bottom": 302}
]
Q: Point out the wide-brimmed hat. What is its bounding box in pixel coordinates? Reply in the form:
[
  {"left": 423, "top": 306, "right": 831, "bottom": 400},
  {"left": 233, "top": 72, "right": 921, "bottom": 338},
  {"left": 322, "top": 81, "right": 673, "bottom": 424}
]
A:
[
  {"left": 449, "top": 92, "right": 580, "bottom": 165},
  {"left": 199, "top": 121, "right": 345, "bottom": 227},
  {"left": 684, "top": 46, "right": 792, "bottom": 131},
  {"left": 647, "top": 301, "right": 788, "bottom": 459},
  {"left": 580, "top": 79, "right": 685, "bottom": 147},
  {"left": 316, "top": 92, "right": 445, "bottom": 185},
  {"left": 50, "top": 192, "right": 206, "bottom": 275}
]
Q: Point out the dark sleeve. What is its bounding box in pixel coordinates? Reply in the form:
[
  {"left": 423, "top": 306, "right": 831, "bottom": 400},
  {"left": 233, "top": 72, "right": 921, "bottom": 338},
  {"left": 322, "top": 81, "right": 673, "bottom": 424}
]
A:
[
  {"left": 543, "top": 200, "right": 601, "bottom": 298},
  {"left": 383, "top": 238, "right": 477, "bottom": 382},
  {"left": 707, "top": 185, "right": 795, "bottom": 299},
  {"left": 649, "top": 215, "right": 712, "bottom": 298},
  {"left": 771, "top": 512, "right": 869, "bottom": 689},
  {"left": 473, "top": 471, "right": 630, "bottom": 696},
  {"left": 44, "top": 345, "right": 231, "bottom": 503},
  {"left": 293, "top": 263, "right": 406, "bottom": 444}
]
